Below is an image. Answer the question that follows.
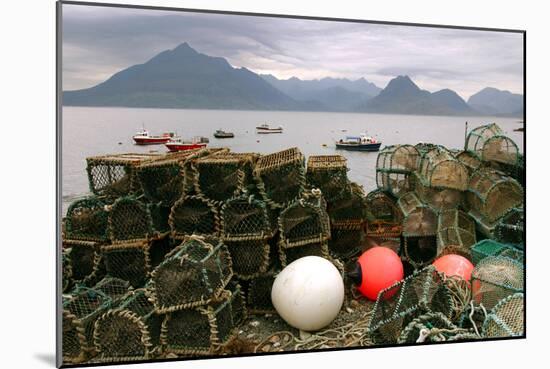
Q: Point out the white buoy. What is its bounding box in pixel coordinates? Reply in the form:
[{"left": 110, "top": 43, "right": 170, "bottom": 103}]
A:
[{"left": 271, "top": 256, "right": 344, "bottom": 331}]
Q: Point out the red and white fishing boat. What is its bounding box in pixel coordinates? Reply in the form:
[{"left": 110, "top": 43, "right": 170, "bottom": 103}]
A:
[
  {"left": 133, "top": 128, "right": 176, "bottom": 145},
  {"left": 165, "top": 136, "right": 208, "bottom": 152}
]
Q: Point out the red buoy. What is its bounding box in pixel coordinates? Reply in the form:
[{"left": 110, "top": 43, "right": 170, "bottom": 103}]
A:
[
  {"left": 353, "top": 247, "right": 404, "bottom": 301},
  {"left": 432, "top": 254, "right": 474, "bottom": 282}
]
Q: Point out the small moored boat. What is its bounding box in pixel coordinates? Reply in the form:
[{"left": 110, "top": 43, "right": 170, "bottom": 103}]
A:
[
  {"left": 133, "top": 128, "right": 176, "bottom": 145},
  {"left": 256, "top": 124, "right": 283, "bottom": 134},
  {"left": 335, "top": 133, "right": 382, "bottom": 151},
  {"left": 213, "top": 129, "right": 235, "bottom": 138},
  {"left": 165, "top": 137, "right": 208, "bottom": 152}
]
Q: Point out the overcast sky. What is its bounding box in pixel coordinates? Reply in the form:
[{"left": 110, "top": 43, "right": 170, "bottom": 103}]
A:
[{"left": 62, "top": 4, "right": 524, "bottom": 99}]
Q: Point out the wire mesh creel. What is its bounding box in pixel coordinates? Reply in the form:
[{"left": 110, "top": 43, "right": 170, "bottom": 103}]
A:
[
  {"left": 481, "top": 293, "right": 524, "bottom": 338},
  {"left": 148, "top": 237, "right": 233, "bottom": 313},
  {"left": 466, "top": 168, "right": 523, "bottom": 223},
  {"left": 417, "top": 146, "right": 469, "bottom": 191}
]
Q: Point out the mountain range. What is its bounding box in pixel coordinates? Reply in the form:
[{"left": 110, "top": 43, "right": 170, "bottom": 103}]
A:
[{"left": 63, "top": 43, "right": 523, "bottom": 117}]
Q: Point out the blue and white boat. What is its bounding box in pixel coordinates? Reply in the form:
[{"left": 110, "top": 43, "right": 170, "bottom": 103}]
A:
[{"left": 335, "top": 133, "right": 382, "bottom": 151}]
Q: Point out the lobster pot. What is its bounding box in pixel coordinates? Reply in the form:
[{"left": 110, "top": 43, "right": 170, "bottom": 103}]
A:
[
  {"left": 482, "top": 293, "right": 524, "bottom": 338},
  {"left": 278, "top": 193, "right": 330, "bottom": 248},
  {"left": 368, "top": 266, "right": 453, "bottom": 344},
  {"left": 93, "top": 277, "right": 133, "bottom": 302},
  {"left": 376, "top": 144, "right": 420, "bottom": 177},
  {"left": 86, "top": 153, "right": 162, "bottom": 198},
  {"left": 221, "top": 194, "right": 276, "bottom": 240},
  {"left": 161, "top": 283, "right": 246, "bottom": 356},
  {"left": 102, "top": 242, "right": 152, "bottom": 288},
  {"left": 148, "top": 236, "right": 177, "bottom": 269},
  {"left": 417, "top": 146, "right": 469, "bottom": 191},
  {"left": 169, "top": 195, "right": 220, "bottom": 240},
  {"left": 413, "top": 172, "right": 463, "bottom": 211},
  {"left": 494, "top": 207, "right": 524, "bottom": 248},
  {"left": 436, "top": 209, "right": 476, "bottom": 259},
  {"left": 490, "top": 153, "right": 525, "bottom": 187},
  {"left": 376, "top": 171, "right": 413, "bottom": 198},
  {"left": 63, "top": 239, "right": 104, "bottom": 287},
  {"left": 108, "top": 196, "right": 155, "bottom": 244},
  {"left": 466, "top": 168, "right": 523, "bottom": 222},
  {"left": 137, "top": 150, "right": 200, "bottom": 206},
  {"left": 403, "top": 235, "right": 438, "bottom": 268},
  {"left": 62, "top": 249, "right": 73, "bottom": 293},
  {"left": 62, "top": 288, "right": 114, "bottom": 364},
  {"left": 254, "top": 147, "right": 306, "bottom": 209},
  {"left": 306, "top": 155, "right": 351, "bottom": 201},
  {"left": 471, "top": 256, "right": 524, "bottom": 310},
  {"left": 148, "top": 202, "right": 171, "bottom": 234},
  {"left": 398, "top": 192, "right": 438, "bottom": 237},
  {"left": 94, "top": 289, "right": 162, "bottom": 362},
  {"left": 454, "top": 150, "right": 483, "bottom": 175},
  {"left": 470, "top": 239, "right": 524, "bottom": 266},
  {"left": 465, "top": 123, "right": 520, "bottom": 166},
  {"left": 245, "top": 271, "right": 277, "bottom": 314},
  {"left": 278, "top": 240, "right": 330, "bottom": 267},
  {"left": 192, "top": 152, "right": 258, "bottom": 204},
  {"left": 327, "top": 183, "right": 367, "bottom": 230},
  {"left": 225, "top": 237, "right": 271, "bottom": 279},
  {"left": 415, "top": 142, "right": 440, "bottom": 155},
  {"left": 365, "top": 189, "right": 403, "bottom": 238},
  {"left": 149, "top": 237, "right": 233, "bottom": 313},
  {"left": 328, "top": 227, "right": 364, "bottom": 260},
  {"left": 65, "top": 197, "right": 110, "bottom": 242}
]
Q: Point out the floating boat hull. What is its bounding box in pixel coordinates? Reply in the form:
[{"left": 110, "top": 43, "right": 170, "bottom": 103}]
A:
[
  {"left": 214, "top": 133, "right": 235, "bottom": 138},
  {"left": 133, "top": 136, "right": 173, "bottom": 145},
  {"left": 256, "top": 129, "right": 283, "bottom": 134},
  {"left": 335, "top": 142, "right": 382, "bottom": 151},
  {"left": 165, "top": 142, "right": 207, "bottom": 152}
]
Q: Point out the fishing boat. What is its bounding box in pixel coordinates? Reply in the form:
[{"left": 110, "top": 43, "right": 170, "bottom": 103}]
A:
[
  {"left": 335, "top": 133, "right": 382, "bottom": 151},
  {"left": 213, "top": 129, "right": 235, "bottom": 138},
  {"left": 256, "top": 123, "right": 283, "bottom": 134},
  {"left": 165, "top": 137, "right": 208, "bottom": 152},
  {"left": 132, "top": 128, "right": 176, "bottom": 145}
]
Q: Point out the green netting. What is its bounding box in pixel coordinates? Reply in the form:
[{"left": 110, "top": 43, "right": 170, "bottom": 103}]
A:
[
  {"left": 413, "top": 172, "right": 463, "bottom": 212},
  {"left": 376, "top": 144, "right": 420, "bottom": 174},
  {"left": 376, "top": 171, "right": 413, "bottom": 198},
  {"left": 278, "top": 240, "right": 330, "bottom": 267},
  {"left": 398, "top": 192, "right": 438, "bottom": 237},
  {"left": 108, "top": 196, "right": 154, "bottom": 243},
  {"left": 65, "top": 197, "right": 110, "bottom": 242},
  {"left": 470, "top": 239, "right": 524, "bottom": 265},
  {"left": 149, "top": 237, "right": 233, "bottom": 313},
  {"left": 494, "top": 207, "right": 524, "bottom": 248},
  {"left": 328, "top": 227, "right": 365, "bottom": 260},
  {"left": 306, "top": 155, "right": 351, "bottom": 202},
  {"left": 94, "top": 288, "right": 162, "bottom": 362},
  {"left": 225, "top": 237, "right": 271, "bottom": 279},
  {"left": 365, "top": 189, "right": 403, "bottom": 238},
  {"left": 327, "top": 182, "right": 368, "bottom": 230},
  {"left": 466, "top": 168, "right": 524, "bottom": 222},
  {"left": 220, "top": 194, "right": 275, "bottom": 241},
  {"left": 254, "top": 147, "right": 306, "bottom": 209},
  {"left": 192, "top": 152, "right": 258, "bottom": 204},
  {"left": 436, "top": 209, "right": 476, "bottom": 259},
  {"left": 160, "top": 282, "right": 246, "bottom": 355},
  {"left": 454, "top": 150, "right": 483, "bottom": 175},
  {"left": 137, "top": 150, "right": 200, "bottom": 206},
  {"left": 278, "top": 190, "right": 331, "bottom": 248},
  {"left": 397, "top": 312, "right": 475, "bottom": 344},
  {"left": 245, "top": 271, "right": 277, "bottom": 314},
  {"left": 63, "top": 239, "right": 104, "bottom": 287},
  {"left": 169, "top": 195, "right": 220, "bottom": 240},
  {"left": 102, "top": 242, "right": 152, "bottom": 288},
  {"left": 86, "top": 153, "right": 162, "bottom": 198},
  {"left": 481, "top": 293, "right": 524, "bottom": 338},
  {"left": 368, "top": 266, "right": 453, "bottom": 344},
  {"left": 471, "top": 256, "right": 524, "bottom": 310},
  {"left": 417, "top": 146, "right": 469, "bottom": 191},
  {"left": 465, "top": 123, "right": 520, "bottom": 166},
  {"left": 62, "top": 278, "right": 129, "bottom": 364}
]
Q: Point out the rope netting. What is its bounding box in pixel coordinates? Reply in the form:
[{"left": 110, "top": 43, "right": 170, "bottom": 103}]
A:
[
  {"left": 417, "top": 146, "right": 468, "bottom": 191},
  {"left": 220, "top": 194, "right": 275, "bottom": 241},
  {"left": 306, "top": 155, "right": 351, "bottom": 202},
  {"left": 481, "top": 293, "right": 524, "bottom": 338},
  {"left": 169, "top": 195, "right": 220, "bottom": 239},
  {"left": 245, "top": 271, "right": 277, "bottom": 314},
  {"left": 494, "top": 207, "right": 524, "bottom": 248},
  {"left": 225, "top": 237, "right": 271, "bottom": 279},
  {"left": 454, "top": 150, "right": 483, "bottom": 175},
  {"left": 365, "top": 189, "right": 403, "bottom": 238},
  {"left": 63, "top": 239, "right": 104, "bottom": 287},
  {"left": 413, "top": 172, "right": 463, "bottom": 212},
  {"left": 328, "top": 227, "right": 365, "bottom": 260},
  {"left": 327, "top": 183, "right": 368, "bottom": 230},
  {"left": 108, "top": 196, "right": 154, "bottom": 243},
  {"left": 102, "top": 242, "right": 152, "bottom": 288},
  {"left": 398, "top": 192, "right": 438, "bottom": 238},
  {"left": 149, "top": 237, "right": 233, "bottom": 313},
  {"left": 65, "top": 197, "right": 110, "bottom": 242},
  {"left": 436, "top": 209, "right": 476, "bottom": 259},
  {"left": 465, "top": 123, "right": 520, "bottom": 166}
]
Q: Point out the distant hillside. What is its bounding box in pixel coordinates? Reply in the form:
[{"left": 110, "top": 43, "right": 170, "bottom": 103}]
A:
[
  {"left": 63, "top": 43, "right": 306, "bottom": 111},
  {"left": 467, "top": 87, "right": 523, "bottom": 116},
  {"left": 358, "top": 75, "right": 476, "bottom": 116},
  {"left": 261, "top": 75, "right": 382, "bottom": 111}
]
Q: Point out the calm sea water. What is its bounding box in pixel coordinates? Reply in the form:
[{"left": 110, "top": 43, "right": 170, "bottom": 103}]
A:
[{"left": 62, "top": 107, "right": 523, "bottom": 215}]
